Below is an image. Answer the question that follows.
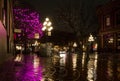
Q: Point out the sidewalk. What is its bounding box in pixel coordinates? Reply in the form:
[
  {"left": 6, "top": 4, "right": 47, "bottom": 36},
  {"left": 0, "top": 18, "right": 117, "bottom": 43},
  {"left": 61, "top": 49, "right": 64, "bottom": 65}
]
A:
[
  {"left": 0, "top": 53, "right": 14, "bottom": 65},
  {"left": 0, "top": 53, "right": 15, "bottom": 81}
]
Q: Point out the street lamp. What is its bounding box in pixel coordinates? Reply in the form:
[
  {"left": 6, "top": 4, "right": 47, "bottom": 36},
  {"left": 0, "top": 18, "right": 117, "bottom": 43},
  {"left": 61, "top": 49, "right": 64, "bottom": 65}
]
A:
[
  {"left": 88, "top": 34, "right": 94, "bottom": 42},
  {"left": 42, "top": 17, "right": 53, "bottom": 36},
  {"left": 73, "top": 42, "right": 77, "bottom": 48},
  {"left": 42, "top": 17, "right": 53, "bottom": 56},
  {"left": 88, "top": 33, "right": 95, "bottom": 53}
]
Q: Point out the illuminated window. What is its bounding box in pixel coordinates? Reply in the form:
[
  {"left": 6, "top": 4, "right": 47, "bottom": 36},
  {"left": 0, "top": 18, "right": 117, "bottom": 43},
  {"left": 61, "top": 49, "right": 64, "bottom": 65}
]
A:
[{"left": 105, "top": 16, "right": 111, "bottom": 26}]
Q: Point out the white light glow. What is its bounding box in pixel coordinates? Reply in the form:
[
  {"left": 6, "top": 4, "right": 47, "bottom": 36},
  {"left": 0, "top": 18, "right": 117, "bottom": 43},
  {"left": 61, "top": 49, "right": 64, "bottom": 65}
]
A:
[
  {"left": 73, "top": 42, "right": 77, "bottom": 47},
  {"left": 35, "top": 41, "right": 38, "bottom": 46},
  {"left": 48, "top": 31, "right": 51, "bottom": 36},
  {"left": 16, "top": 46, "right": 22, "bottom": 50},
  {"left": 59, "top": 51, "right": 66, "bottom": 54},
  {"left": 88, "top": 34, "right": 94, "bottom": 42},
  {"left": 72, "top": 54, "right": 77, "bottom": 69},
  {"left": 33, "top": 55, "right": 40, "bottom": 68},
  {"left": 42, "top": 17, "right": 53, "bottom": 34},
  {"left": 108, "top": 38, "right": 113, "bottom": 43},
  {"left": 42, "top": 26, "right": 46, "bottom": 31},
  {"left": 33, "top": 55, "right": 40, "bottom": 75},
  {"left": 43, "top": 22, "right": 47, "bottom": 26},
  {"left": 46, "top": 18, "right": 49, "bottom": 21},
  {"left": 87, "top": 53, "right": 98, "bottom": 81},
  {"left": 48, "top": 27, "right": 53, "bottom": 31},
  {"left": 47, "top": 22, "right": 52, "bottom": 26},
  {"left": 14, "top": 54, "right": 23, "bottom": 62},
  {"left": 82, "top": 52, "right": 86, "bottom": 70},
  {"left": 60, "top": 54, "right": 66, "bottom": 66}
]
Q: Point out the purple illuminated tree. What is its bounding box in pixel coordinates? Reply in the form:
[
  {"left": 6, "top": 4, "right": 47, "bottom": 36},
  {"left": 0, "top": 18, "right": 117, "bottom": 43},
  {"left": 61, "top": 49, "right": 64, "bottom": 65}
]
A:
[
  {"left": 13, "top": 7, "right": 43, "bottom": 39},
  {"left": 13, "top": 0, "right": 43, "bottom": 54}
]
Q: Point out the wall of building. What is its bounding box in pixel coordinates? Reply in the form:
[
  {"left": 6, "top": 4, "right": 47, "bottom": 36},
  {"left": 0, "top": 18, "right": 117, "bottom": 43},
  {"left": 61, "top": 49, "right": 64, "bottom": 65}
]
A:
[
  {"left": 97, "top": 0, "right": 120, "bottom": 52},
  {"left": 0, "top": 21, "right": 7, "bottom": 54},
  {"left": 0, "top": 0, "right": 7, "bottom": 61},
  {"left": 6, "top": 0, "right": 14, "bottom": 53},
  {"left": 0, "top": 0, "right": 14, "bottom": 63}
]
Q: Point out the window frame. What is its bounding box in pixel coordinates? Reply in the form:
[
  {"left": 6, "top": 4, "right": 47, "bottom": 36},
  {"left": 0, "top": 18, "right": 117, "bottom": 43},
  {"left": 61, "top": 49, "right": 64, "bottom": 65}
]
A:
[{"left": 115, "top": 10, "right": 120, "bottom": 27}]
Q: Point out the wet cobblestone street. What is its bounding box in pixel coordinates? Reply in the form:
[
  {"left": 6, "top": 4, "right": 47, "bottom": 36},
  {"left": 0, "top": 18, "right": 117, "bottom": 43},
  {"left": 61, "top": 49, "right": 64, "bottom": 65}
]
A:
[{"left": 0, "top": 52, "right": 120, "bottom": 81}]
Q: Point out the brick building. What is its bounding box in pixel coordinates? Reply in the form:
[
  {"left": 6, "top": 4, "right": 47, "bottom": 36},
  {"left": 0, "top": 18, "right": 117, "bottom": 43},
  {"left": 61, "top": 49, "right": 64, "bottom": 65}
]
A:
[
  {"left": 96, "top": 0, "right": 120, "bottom": 52},
  {"left": 0, "top": 0, "right": 14, "bottom": 55}
]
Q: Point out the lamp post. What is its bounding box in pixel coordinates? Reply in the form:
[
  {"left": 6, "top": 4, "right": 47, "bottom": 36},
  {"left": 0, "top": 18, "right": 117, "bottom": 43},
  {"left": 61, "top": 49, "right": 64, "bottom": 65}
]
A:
[
  {"left": 42, "top": 17, "right": 53, "bottom": 56},
  {"left": 42, "top": 17, "right": 53, "bottom": 37},
  {"left": 88, "top": 34, "right": 94, "bottom": 53}
]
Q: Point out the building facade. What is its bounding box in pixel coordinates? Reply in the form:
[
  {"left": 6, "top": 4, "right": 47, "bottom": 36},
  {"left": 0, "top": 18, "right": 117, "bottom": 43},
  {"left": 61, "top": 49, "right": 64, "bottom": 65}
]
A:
[
  {"left": 0, "top": 0, "right": 14, "bottom": 55},
  {"left": 97, "top": 0, "right": 120, "bottom": 52}
]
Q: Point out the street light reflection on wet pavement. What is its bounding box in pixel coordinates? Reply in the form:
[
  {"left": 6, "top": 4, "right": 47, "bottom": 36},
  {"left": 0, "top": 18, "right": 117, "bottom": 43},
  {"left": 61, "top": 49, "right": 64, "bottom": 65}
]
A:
[
  {"left": 14, "top": 54, "right": 43, "bottom": 81},
  {"left": 1, "top": 52, "right": 120, "bottom": 81}
]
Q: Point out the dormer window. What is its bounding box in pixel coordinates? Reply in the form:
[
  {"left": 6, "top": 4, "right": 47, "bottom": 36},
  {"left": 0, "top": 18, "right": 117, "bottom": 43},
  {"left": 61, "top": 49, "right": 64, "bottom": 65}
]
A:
[{"left": 105, "top": 16, "right": 111, "bottom": 26}]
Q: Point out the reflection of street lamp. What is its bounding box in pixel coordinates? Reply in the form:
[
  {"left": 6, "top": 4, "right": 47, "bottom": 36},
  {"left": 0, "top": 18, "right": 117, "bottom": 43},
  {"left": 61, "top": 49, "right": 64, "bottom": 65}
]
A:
[
  {"left": 42, "top": 17, "right": 53, "bottom": 36},
  {"left": 73, "top": 42, "right": 77, "bottom": 53}
]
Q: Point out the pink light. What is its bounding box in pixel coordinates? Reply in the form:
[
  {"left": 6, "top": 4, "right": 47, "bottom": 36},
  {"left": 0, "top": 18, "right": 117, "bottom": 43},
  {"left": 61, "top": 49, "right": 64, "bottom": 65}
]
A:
[
  {"left": 13, "top": 7, "right": 43, "bottom": 39},
  {"left": 0, "top": 21, "right": 6, "bottom": 39}
]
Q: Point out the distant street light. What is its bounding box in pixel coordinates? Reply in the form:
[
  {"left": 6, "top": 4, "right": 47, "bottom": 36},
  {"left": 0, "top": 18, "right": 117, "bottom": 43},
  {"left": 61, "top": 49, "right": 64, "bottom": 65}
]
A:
[
  {"left": 73, "top": 42, "right": 77, "bottom": 47},
  {"left": 88, "top": 34, "right": 94, "bottom": 42}
]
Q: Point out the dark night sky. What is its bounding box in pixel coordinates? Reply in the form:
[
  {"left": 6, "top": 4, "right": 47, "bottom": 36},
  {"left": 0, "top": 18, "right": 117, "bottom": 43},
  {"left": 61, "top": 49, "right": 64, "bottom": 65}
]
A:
[
  {"left": 25, "top": 0, "right": 110, "bottom": 32},
  {"left": 25, "top": 0, "right": 110, "bottom": 18},
  {"left": 25, "top": 0, "right": 59, "bottom": 20}
]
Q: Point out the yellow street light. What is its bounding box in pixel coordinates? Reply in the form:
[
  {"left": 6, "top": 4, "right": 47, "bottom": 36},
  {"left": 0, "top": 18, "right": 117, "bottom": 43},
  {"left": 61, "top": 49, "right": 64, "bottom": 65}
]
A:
[
  {"left": 42, "top": 17, "right": 53, "bottom": 36},
  {"left": 88, "top": 34, "right": 94, "bottom": 42}
]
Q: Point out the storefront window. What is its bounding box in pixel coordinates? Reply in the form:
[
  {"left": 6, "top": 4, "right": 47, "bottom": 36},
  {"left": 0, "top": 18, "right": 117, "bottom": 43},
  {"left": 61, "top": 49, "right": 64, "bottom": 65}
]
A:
[
  {"left": 108, "top": 37, "right": 113, "bottom": 43},
  {"left": 103, "top": 34, "right": 114, "bottom": 50}
]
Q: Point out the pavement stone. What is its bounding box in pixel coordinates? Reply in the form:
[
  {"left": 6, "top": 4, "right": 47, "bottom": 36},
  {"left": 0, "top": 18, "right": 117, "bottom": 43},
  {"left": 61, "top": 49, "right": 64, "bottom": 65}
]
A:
[{"left": 0, "top": 53, "right": 15, "bottom": 81}]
